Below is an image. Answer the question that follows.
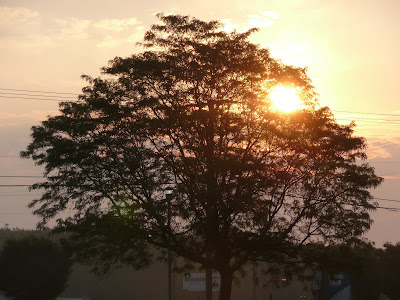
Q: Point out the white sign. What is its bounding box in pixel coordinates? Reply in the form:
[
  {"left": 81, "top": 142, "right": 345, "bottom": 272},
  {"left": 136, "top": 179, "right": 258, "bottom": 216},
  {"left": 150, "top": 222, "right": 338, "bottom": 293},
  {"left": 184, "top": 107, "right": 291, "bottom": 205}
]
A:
[{"left": 183, "top": 273, "right": 221, "bottom": 291}]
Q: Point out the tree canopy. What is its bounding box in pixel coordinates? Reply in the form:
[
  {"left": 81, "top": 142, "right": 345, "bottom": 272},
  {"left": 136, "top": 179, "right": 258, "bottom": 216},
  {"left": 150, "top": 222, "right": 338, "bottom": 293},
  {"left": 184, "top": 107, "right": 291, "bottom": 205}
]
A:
[
  {"left": 22, "top": 14, "right": 382, "bottom": 300},
  {"left": 0, "top": 236, "right": 72, "bottom": 300}
]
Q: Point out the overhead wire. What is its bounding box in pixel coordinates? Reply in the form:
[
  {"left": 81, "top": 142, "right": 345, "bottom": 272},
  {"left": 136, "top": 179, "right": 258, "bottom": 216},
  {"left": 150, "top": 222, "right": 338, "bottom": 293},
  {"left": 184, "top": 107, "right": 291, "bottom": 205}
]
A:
[
  {"left": 0, "top": 88, "right": 79, "bottom": 96},
  {"left": 0, "top": 92, "right": 74, "bottom": 99},
  {"left": 0, "top": 176, "right": 43, "bottom": 178},
  {"left": 1, "top": 87, "right": 400, "bottom": 212},
  {"left": 0, "top": 96, "right": 73, "bottom": 102},
  {"left": 334, "top": 110, "right": 400, "bottom": 118},
  {"left": 0, "top": 87, "right": 399, "bottom": 116},
  {"left": 0, "top": 184, "right": 398, "bottom": 211}
]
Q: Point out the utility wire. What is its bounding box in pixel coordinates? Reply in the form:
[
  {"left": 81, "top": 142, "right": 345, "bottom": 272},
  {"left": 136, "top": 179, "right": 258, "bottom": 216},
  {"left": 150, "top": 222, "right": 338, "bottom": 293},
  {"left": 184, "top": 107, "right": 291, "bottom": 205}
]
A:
[
  {"left": 2, "top": 89, "right": 400, "bottom": 134},
  {"left": 334, "top": 110, "right": 400, "bottom": 117},
  {"left": 0, "top": 185, "right": 32, "bottom": 187},
  {"left": 1, "top": 87, "right": 400, "bottom": 117},
  {"left": 336, "top": 118, "right": 400, "bottom": 125},
  {"left": 0, "top": 92, "right": 74, "bottom": 99},
  {"left": 0, "top": 184, "right": 399, "bottom": 210},
  {"left": 0, "top": 88, "right": 79, "bottom": 96},
  {"left": 0, "top": 96, "right": 72, "bottom": 102},
  {"left": 378, "top": 171, "right": 400, "bottom": 177},
  {"left": 337, "top": 116, "right": 400, "bottom": 122},
  {"left": 0, "top": 176, "right": 43, "bottom": 178}
]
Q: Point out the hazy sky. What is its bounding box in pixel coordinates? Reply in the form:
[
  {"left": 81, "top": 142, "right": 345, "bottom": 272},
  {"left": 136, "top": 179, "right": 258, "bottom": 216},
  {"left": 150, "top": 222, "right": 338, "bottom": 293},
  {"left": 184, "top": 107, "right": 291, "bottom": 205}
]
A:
[{"left": 1, "top": 0, "right": 400, "bottom": 246}]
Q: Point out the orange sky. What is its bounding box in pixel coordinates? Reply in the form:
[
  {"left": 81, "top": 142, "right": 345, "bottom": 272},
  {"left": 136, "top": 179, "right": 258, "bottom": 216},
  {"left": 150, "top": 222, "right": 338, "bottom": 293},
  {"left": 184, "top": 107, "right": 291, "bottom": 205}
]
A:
[{"left": 1, "top": 0, "right": 400, "bottom": 246}]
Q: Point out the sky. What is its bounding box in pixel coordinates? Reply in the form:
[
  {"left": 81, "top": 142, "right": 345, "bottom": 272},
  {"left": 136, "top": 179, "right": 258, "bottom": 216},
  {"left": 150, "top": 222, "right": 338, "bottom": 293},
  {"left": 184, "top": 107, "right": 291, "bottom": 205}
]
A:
[{"left": 1, "top": 0, "right": 400, "bottom": 246}]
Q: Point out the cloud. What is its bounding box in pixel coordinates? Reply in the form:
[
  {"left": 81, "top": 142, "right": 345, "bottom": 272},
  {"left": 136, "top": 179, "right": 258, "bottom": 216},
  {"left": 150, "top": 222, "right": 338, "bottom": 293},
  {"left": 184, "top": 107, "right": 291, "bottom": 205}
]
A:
[
  {"left": 93, "top": 18, "right": 139, "bottom": 32},
  {"left": 96, "top": 26, "right": 145, "bottom": 48},
  {"left": 96, "top": 35, "right": 125, "bottom": 48},
  {"left": 268, "top": 42, "right": 312, "bottom": 67},
  {"left": 0, "top": 6, "right": 39, "bottom": 25},
  {"left": 0, "top": 10, "right": 145, "bottom": 53},
  {"left": 221, "top": 11, "right": 279, "bottom": 33},
  {"left": 55, "top": 18, "right": 92, "bottom": 39},
  {"left": 367, "top": 146, "right": 394, "bottom": 160},
  {"left": 247, "top": 11, "right": 279, "bottom": 29},
  {"left": 220, "top": 19, "right": 240, "bottom": 33}
]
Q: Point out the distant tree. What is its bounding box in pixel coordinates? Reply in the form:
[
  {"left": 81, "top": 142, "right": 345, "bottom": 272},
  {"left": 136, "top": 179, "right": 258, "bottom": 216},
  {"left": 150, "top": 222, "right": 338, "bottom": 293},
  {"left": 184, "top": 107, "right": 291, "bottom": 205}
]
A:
[
  {"left": 311, "top": 241, "right": 400, "bottom": 300},
  {"left": 306, "top": 241, "right": 381, "bottom": 300},
  {"left": 21, "top": 14, "right": 382, "bottom": 300},
  {"left": 0, "top": 236, "right": 72, "bottom": 300},
  {"left": 377, "top": 242, "right": 400, "bottom": 300}
]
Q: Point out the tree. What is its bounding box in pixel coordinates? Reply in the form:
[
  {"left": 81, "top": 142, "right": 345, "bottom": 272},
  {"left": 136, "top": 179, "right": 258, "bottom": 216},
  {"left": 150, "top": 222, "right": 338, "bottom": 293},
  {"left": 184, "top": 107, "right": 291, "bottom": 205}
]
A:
[
  {"left": 308, "top": 241, "right": 381, "bottom": 300},
  {"left": 22, "top": 14, "right": 382, "bottom": 300},
  {"left": 376, "top": 243, "right": 400, "bottom": 300},
  {"left": 0, "top": 236, "right": 72, "bottom": 300}
]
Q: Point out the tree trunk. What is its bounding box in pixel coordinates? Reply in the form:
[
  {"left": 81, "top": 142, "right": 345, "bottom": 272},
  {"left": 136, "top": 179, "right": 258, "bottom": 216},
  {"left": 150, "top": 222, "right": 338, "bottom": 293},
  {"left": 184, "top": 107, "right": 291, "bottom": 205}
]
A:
[{"left": 218, "top": 269, "right": 233, "bottom": 300}]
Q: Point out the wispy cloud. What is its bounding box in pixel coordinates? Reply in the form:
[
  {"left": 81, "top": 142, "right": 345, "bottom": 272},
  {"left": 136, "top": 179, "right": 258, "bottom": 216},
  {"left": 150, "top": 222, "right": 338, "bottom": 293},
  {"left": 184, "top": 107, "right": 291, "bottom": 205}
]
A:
[
  {"left": 367, "top": 146, "right": 393, "bottom": 160},
  {"left": 0, "top": 6, "right": 39, "bottom": 25},
  {"left": 220, "top": 19, "right": 240, "bottom": 33},
  {"left": 96, "top": 26, "right": 145, "bottom": 48},
  {"left": 247, "top": 11, "right": 279, "bottom": 29},
  {"left": 55, "top": 18, "right": 92, "bottom": 39},
  {"left": 93, "top": 18, "right": 139, "bottom": 32},
  {"left": 0, "top": 6, "right": 145, "bottom": 50},
  {"left": 221, "top": 11, "right": 279, "bottom": 33}
]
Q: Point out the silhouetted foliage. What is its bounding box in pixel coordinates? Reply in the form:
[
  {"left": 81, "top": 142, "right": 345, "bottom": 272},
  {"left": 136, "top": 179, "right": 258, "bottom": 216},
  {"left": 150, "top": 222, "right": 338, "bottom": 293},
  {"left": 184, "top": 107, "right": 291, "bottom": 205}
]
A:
[
  {"left": 377, "top": 243, "right": 400, "bottom": 300},
  {"left": 0, "top": 236, "right": 72, "bottom": 300},
  {"left": 310, "top": 241, "right": 376, "bottom": 275},
  {"left": 21, "top": 14, "right": 382, "bottom": 300},
  {"left": 306, "top": 241, "right": 380, "bottom": 300},
  {"left": 309, "top": 242, "right": 400, "bottom": 300},
  {"left": 0, "top": 227, "right": 49, "bottom": 248}
]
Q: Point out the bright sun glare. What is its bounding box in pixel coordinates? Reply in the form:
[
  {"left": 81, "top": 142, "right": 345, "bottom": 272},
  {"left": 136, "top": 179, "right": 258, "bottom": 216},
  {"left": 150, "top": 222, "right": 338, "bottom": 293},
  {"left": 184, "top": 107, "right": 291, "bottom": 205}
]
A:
[{"left": 269, "top": 86, "right": 303, "bottom": 113}]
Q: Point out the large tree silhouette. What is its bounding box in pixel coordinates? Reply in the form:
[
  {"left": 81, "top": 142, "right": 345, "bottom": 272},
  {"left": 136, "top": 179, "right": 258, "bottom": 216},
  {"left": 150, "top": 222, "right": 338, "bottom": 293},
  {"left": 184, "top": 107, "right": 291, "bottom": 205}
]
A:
[{"left": 22, "top": 14, "right": 382, "bottom": 300}]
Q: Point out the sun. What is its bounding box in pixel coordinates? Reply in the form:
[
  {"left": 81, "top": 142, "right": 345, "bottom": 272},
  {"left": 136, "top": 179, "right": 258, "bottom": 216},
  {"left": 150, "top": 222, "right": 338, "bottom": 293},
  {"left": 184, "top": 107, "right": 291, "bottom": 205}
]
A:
[{"left": 269, "top": 86, "right": 303, "bottom": 112}]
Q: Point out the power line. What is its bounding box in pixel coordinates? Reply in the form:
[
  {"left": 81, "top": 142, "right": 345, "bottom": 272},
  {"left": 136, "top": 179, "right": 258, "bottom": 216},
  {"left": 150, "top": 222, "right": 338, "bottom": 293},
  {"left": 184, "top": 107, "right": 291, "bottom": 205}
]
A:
[
  {"left": 0, "top": 185, "right": 32, "bottom": 187},
  {"left": 0, "top": 96, "right": 72, "bottom": 102},
  {"left": 0, "top": 88, "right": 79, "bottom": 96},
  {"left": 378, "top": 171, "right": 400, "bottom": 177},
  {"left": 374, "top": 197, "right": 400, "bottom": 203},
  {"left": 0, "top": 192, "right": 40, "bottom": 194},
  {"left": 1, "top": 89, "right": 400, "bottom": 129},
  {"left": 334, "top": 110, "right": 400, "bottom": 118},
  {"left": 0, "top": 176, "right": 42, "bottom": 178},
  {"left": 0, "top": 87, "right": 399, "bottom": 117},
  {"left": 0, "top": 92, "right": 74, "bottom": 99},
  {"left": 336, "top": 118, "right": 400, "bottom": 126},
  {"left": 0, "top": 194, "right": 41, "bottom": 197},
  {"left": 357, "top": 161, "right": 400, "bottom": 164},
  {"left": 0, "top": 183, "right": 398, "bottom": 208},
  {"left": 0, "top": 212, "right": 35, "bottom": 215}
]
